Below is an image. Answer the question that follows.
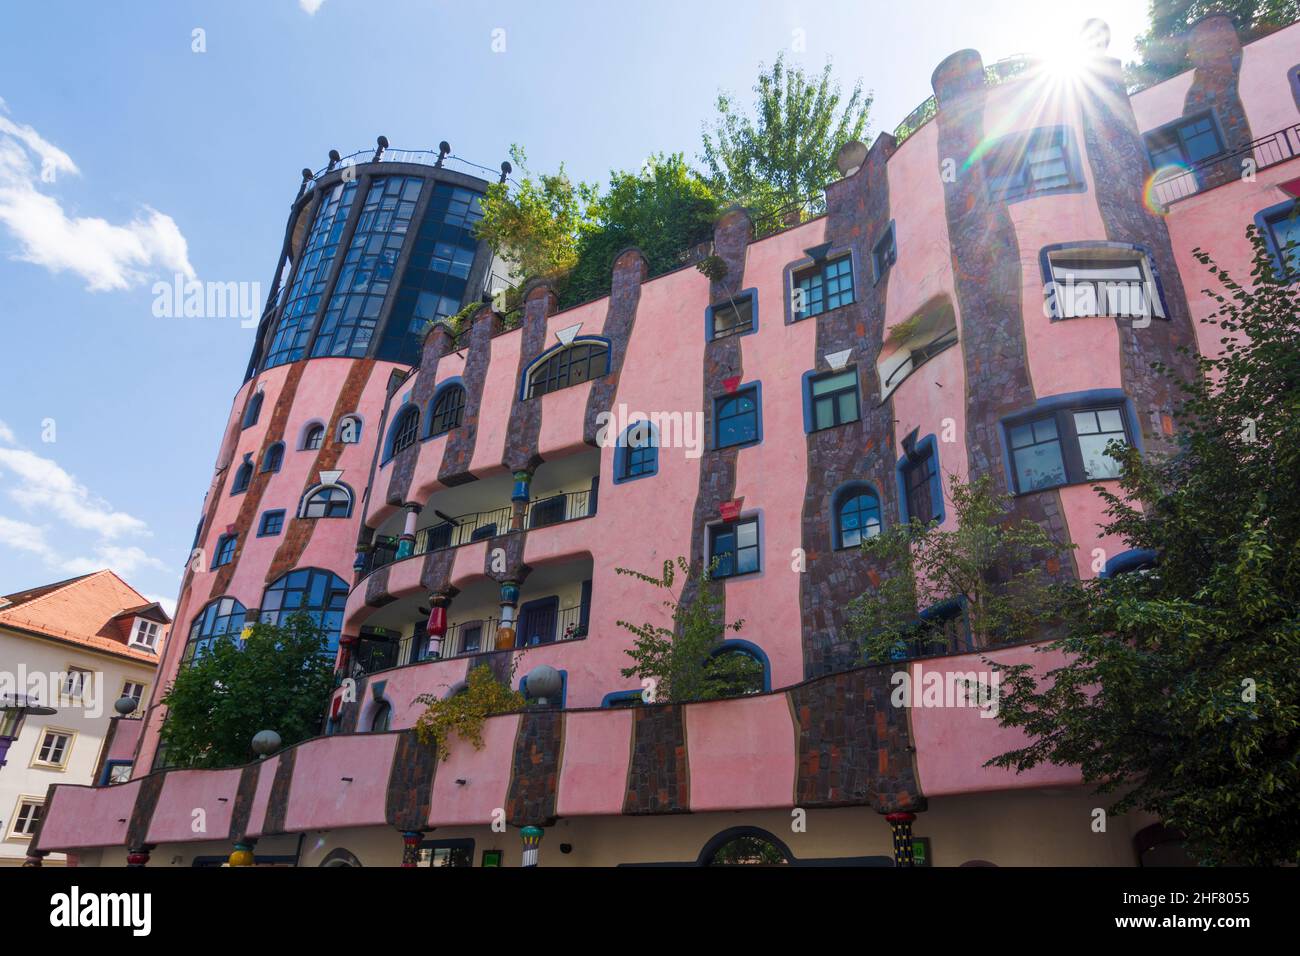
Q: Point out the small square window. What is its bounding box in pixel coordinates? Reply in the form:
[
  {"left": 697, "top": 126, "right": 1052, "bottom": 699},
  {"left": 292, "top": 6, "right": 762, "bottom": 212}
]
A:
[
  {"left": 121, "top": 681, "right": 146, "bottom": 706},
  {"left": 258, "top": 510, "right": 286, "bottom": 537},
  {"left": 10, "top": 799, "right": 43, "bottom": 837},
  {"left": 61, "top": 668, "right": 92, "bottom": 699},
  {"left": 131, "top": 619, "right": 160, "bottom": 649},
  {"left": 808, "top": 369, "right": 861, "bottom": 432},
  {"left": 872, "top": 225, "right": 897, "bottom": 283},
  {"left": 1005, "top": 402, "right": 1131, "bottom": 494},
  {"left": 108, "top": 763, "right": 133, "bottom": 785},
  {"left": 709, "top": 516, "right": 761, "bottom": 579},
  {"left": 1143, "top": 111, "right": 1225, "bottom": 169},
  {"left": 34, "top": 729, "right": 72, "bottom": 768},
  {"left": 709, "top": 294, "right": 755, "bottom": 340},
  {"left": 794, "top": 256, "right": 855, "bottom": 320},
  {"left": 714, "top": 386, "right": 761, "bottom": 449}
]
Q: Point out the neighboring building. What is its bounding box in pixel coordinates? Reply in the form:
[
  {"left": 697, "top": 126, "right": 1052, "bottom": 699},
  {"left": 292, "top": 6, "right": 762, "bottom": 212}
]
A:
[
  {"left": 31, "top": 15, "right": 1298, "bottom": 867},
  {"left": 0, "top": 570, "right": 166, "bottom": 866}
]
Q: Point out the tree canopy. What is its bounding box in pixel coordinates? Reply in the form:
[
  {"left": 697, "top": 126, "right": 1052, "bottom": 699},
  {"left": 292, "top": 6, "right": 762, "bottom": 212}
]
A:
[{"left": 1128, "top": 0, "right": 1299, "bottom": 87}]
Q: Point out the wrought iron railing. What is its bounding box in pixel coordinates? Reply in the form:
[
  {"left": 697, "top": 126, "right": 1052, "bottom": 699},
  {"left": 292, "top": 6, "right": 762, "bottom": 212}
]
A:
[
  {"left": 308, "top": 148, "right": 516, "bottom": 188},
  {"left": 1148, "top": 124, "right": 1300, "bottom": 208},
  {"left": 364, "top": 488, "right": 594, "bottom": 575},
  {"left": 892, "top": 55, "right": 1032, "bottom": 146}
]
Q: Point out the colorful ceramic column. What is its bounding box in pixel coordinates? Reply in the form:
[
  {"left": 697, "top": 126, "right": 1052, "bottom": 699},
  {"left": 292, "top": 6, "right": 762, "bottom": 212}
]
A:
[
  {"left": 520, "top": 825, "right": 543, "bottom": 867},
  {"left": 495, "top": 580, "right": 520, "bottom": 651},
  {"left": 396, "top": 502, "right": 422, "bottom": 559},
  {"left": 425, "top": 593, "right": 449, "bottom": 659},
  {"left": 401, "top": 831, "right": 422, "bottom": 867},
  {"left": 337, "top": 633, "right": 359, "bottom": 676},
  {"left": 510, "top": 469, "right": 533, "bottom": 531},
  {"left": 228, "top": 840, "right": 255, "bottom": 866},
  {"left": 126, "top": 845, "right": 152, "bottom": 868},
  {"left": 886, "top": 811, "right": 917, "bottom": 867}
]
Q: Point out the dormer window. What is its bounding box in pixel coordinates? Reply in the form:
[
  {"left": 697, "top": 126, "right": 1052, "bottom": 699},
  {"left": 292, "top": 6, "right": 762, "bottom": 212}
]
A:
[{"left": 130, "top": 618, "right": 160, "bottom": 650}]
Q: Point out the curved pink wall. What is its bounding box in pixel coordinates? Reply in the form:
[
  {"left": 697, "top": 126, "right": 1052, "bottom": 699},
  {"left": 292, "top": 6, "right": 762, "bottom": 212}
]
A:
[{"left": 685, "top": 693, "right": 797, "bottom": 811}]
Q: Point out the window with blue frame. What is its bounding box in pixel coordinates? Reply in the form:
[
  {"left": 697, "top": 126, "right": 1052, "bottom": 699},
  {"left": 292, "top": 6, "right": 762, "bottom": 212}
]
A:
[
  {"left": 714, "top": 387, "right": 760, "bottom": 448},
  {"left": 1006, "top": 404, "right": 1129, "bottom": 493},
  {"left": 794, "top": 255, "right": 854, "bottom": 319},
  {"left": 526, "top": 341, "right": 610, "bottom": 398},
  {"left": 809, "top": 369, "right": 860, "bottom": 431},
  {"left": 615, "top": 421, "right": 658, "bottom": 482},
  {"left": 901, "top": 444, "right": 939, "bottom": 524},
  {"left": 709, "top": 516, "right": 760, "bottom": 578},
  {"left": 211, "top": 533, "right": 237, "bottom": 568},
  {"left": 258, "top": 510, "right": 285, "bottom": 537},
  {"left": 871, "top": 224, "right": 897, "bottom": 283},
  {"left": 984, "top": 126, "right": 1080, "bottom": 202},
  {"left": 705, "top": 643, "right": 767, "bottom": 696},
  {"left": 261, "top": 442, "right": 284, "bottom": 473},
  {"left": 301, "top": 485, "right": 352, "bottom": 518},
  {"left": 428, "top": 384, "right": 465, "bottom": 436},
  {"left": 230, "top": 458, "right": 253, "bottom": 495},
  {"left": 834, "top": 484, "right": 882, "bottom": 549},
  {"left": 388, "top": 404, "right": 421, "bottom": 458},
  {"left": 183, "top": 597, "right": 246, "bottom": 667},
  {"left": 242, "top": 392, "right": 263, "bottom": 429},
  {"left": 260, "top": 568, "right": 349, "bottom": 657},
  {"left": 1143, "top": 111, "right": 1225, "bottom": 169},
  {"left": 263, "top": 180, "right": 359, "bottom": 370},
  {"left": 709, "top": 293, "right": 755, "bottom": 339},
  {"left": 303, "top": 423, "right": 325, "bottom": 451},
  {"left": 312, "top": 177, "right": 424, "bottom": 359},
  {"left": 1259, "top": 201, "right": 1300, "bottom": 278}
]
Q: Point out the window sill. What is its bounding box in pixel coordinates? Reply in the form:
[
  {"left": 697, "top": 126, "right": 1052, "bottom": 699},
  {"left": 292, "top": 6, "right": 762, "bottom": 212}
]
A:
[{"left": 1013, "top": 474, "right": 1122, "bottom": 496}]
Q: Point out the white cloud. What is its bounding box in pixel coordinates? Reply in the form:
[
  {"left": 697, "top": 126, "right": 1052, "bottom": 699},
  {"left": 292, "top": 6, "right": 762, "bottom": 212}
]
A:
[
  {"left": 143, "top": 593, "right": 178, "bottom": 617},
  {"left": 0, "top": 514, "right": 58, "bottom": 561},
  {"left": 0, "top": 446, "right": 148, "bottom": 538},
  {"left": 299, "top": 0, "right": 326, "bottom": 14},
  {"left": 0, "top": 109, "right": 194, "bottom": 291},
  {"left": 0, "top": 419, "right": 15, "bottom": 445},
  {"left": 61, "top": 544, "right": 169, "bottom": 579}
]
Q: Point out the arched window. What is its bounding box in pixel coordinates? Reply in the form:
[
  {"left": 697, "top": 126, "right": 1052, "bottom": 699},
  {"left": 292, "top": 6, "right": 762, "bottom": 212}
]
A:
[
  {"left": 337, "top": 415, "right": 362, "bottom": 444},
  {"left": 369, "top": 701, "right": 392, "bottom": 733},
  {"left": 300, "top": 484, "right": 353, "bottom": 519},
  {"left": 701, "top": 827, "right": 792, "bottom": 866},
  {"left": 230, "top": 458, "right": 253, "bottom": 495},
  {"left": 387, "top": 404, "right": 421, "bottom": 459},
  {"left": 261, "top": 442, "right": 284, "bottom": 474},
  {"left": 260, "top": 568, "right": 349, "bottom": 656},
  {"left": 182, "top": 596, "right": 246, "bottom": 666},
  {"left": 525, "top": 340, "right": 610, "bottom": 399},
  {"left": 705, "top": 641, "right": 768, "bottom": 696},
  {"left": 615, "top": 421, "right": 658, "bottom": 483},
  {"left": 242, "top": 391, "right": 263, "bottom": 429},
  {"left": 834, "top": 483, "right": 882, "bottom": 549},
  {"left": 428, "top": 384, "right": 465, "bottom": 436},
  {"left": 303, "top": 423, "right": 325, "bottom": 451}
]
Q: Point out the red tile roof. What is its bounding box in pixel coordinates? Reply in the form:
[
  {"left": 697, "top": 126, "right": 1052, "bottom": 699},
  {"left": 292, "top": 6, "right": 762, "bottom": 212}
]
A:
[{"left": 0, "top": 569, "right": 169, "bottom": 665}]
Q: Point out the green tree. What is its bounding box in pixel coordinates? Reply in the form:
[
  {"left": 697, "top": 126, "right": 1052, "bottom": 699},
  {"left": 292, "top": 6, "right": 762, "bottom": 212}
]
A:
[
  {"left": 1128, "top": 1, "right": 1299, "bottom": 88},
  {"left": 158, "top": 614, "right": 335, "bottom": 768},
  {"left": 988, "top": 227, "right": 1300, "bottom": 866},
  {"left": 847, "top": 475, "right": 1073, "bottom": 662},
  {"left": 616, "top": 557, "right": 763, "bottom": 703},
  {"left": 700, "top": 53, "right": 871, "bottom": 227},
  {"left": 562, "top": 153, "right": 720, "bottom": 306}
]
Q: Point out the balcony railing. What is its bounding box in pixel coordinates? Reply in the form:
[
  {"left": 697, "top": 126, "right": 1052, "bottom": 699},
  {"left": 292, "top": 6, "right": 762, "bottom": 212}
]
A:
[
  {"left": 1149, "top": 124, "right": 1300, "bottom": 208},
  {"left": 351, "top": 604, "right": 588, "bottom": 677},
  {"left": 364, "top": 489, "right": 594, "bottom": 575}
]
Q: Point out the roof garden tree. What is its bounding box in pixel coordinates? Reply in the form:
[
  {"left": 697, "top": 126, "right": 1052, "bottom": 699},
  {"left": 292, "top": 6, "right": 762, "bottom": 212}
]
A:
[
  {"left": 1128, "top": 0, "right": 1299, "bottom": 87},
  {"left": 989, "top": 227, "right": 1300, "bottom": 866},
  {"left": 700, "top": 53, "right": 871, "bottom": 227},
  {"left": 158, "top": 613, "right": 335, "bottom": 769}
]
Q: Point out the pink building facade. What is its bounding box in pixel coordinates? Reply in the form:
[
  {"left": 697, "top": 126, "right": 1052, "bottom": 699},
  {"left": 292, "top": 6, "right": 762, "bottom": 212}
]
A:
[{"left": 30, "top": 15, "right": 1300, "bottom": 867}]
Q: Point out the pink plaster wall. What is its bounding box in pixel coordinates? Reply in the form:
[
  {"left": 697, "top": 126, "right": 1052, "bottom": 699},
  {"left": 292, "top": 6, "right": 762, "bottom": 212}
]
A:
[
  {"left": 145, "top": 768, "right": 242, "bottom": 844},
  {"left": 684, "top": 693, "right": 797, "bottom": 811},
  {"left": 243, "top": 752, "right": 279, "bottom": 839},
  {"left": 555, "top": 708, "right": 633, "bottom": 817},
  {"left": 427, "top": 712, "right": 519, "bottom": 826},
  {"left": 35, "top": 779, "right": 140, "bottom": 850},
  {"left": 283, "top": 734, "right": 397, "bottom": 832}
]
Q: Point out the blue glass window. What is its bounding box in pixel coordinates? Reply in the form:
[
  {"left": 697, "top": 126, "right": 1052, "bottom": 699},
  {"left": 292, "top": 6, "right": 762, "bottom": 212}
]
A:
[
  {"left": 212, "top": 533, "right": 237, "bottom": 568},
  {"left": 242, "top": 392, "right": 263, "bottom": 429},
  {"left": 615, "top": 422, "right": 657, "bottom": 482},
  {"left": 835, "top": 485, "right": 882, "bottom": 549},
  {"left": 388, "top": 405, "right": 421, "bottom": 458},
  {"left": 312, "top": 177, "right": 424, "bottom": 358},
  {"left": 182, "top": 597, "right": 246, "bottom": 666},
  {"left": 710, "top": 517, "right": 760, "bottom": 578},
  {"left": 230, "top": 460, "right": 253, "bottom": 495},
  {"left": 795, "top": 256, "right": 854, "bottom": 319},
  {"left": 260, "top": 569, "right": 349, "bottom": 657},
  {"left": 261, "top": 442, "right": 284, "bottom": 473},
  {"left": 902, "top": 444, "right": 940, "bottom": 523},
  {"left": 428, "top": 385, "right": 465, "bottom": 436},
  {"left": 263, "top": 180, "right": 359, "bottom": 369},
  {"left": 1144, "top": 112, "right": 1224, "bottom": 169},
  {"left": 715, "top": 387, "right": 760, "bottom": 448},
  {"left": 985, "top": 127, "right": 1079, "bottom": 202},
  {"left": 1262, "top": 203, "right": 1300, "bottom": 277},
  {"left": 527, "top": 342, "right": 610, "bottom": 399},
  {"left": 258, "top": 510, "right": 285, "bottom": 537},
  {"left": 1006, "top": 404, "right": 1129, "bottom": 494},
  {"left": 303, "top": 424, "right": 325, "bottom": 450}
]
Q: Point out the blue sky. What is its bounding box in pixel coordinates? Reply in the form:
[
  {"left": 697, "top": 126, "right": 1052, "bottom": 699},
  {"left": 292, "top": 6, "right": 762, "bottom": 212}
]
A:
[{"left": 0, "top": 0, "right": 1151, "bottom": 610}]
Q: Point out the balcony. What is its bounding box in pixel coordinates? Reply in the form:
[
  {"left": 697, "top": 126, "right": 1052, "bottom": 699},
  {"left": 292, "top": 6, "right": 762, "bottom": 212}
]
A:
[{"left": 1149, "top": 123, "right": 1300, "bottom": 208}]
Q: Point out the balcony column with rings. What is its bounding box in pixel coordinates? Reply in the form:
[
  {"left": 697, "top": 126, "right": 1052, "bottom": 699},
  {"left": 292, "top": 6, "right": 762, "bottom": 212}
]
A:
[
  {"left": 510, "top": 470, "right": 533, "bottom": 531},
  {"left": 396, "top": 502, "right": 422, "bottom": 560}
]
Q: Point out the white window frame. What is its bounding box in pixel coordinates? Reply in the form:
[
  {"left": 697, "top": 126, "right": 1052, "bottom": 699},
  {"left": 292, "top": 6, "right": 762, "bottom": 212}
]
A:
[
  {"left": 130, "top": 618, "right": 160, "bottom": 649},
  {"left": 108, "top": 763, "right": 134, "bottom": 785},
  {"left": 121, "top": 680, "right": 147, "bottom": 706},
  {"left": 1046, "top": 247, "right": 1166, "bottom": 321},
  {"left": 61, "top": 666, "right": 92, "bottom": 699},
  {"left": 31, "top": 727, "right": 75, "bottom": 769},
  {"left": 7, "top": 796, "right": 44, "bottom": 839}
]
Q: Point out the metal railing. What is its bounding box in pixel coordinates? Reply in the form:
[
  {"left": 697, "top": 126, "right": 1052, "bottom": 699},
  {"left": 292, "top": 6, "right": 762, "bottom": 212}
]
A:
[
  {"left": 1148, "top": 124, "right": 1300, "bottom": 208},
  {"left": 364, "top": 488, "right": 595, "bottom": 575},
  {"left": 308, "top": 148, "right": 518, "bottom": 188},
  {"left": 892, "top": 55, "right": 1031, "bottom": 146}
]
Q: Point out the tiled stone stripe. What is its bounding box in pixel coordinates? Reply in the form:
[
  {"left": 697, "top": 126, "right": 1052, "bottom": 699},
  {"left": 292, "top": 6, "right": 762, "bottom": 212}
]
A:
[
  {"left": 338, "top": 678, "right": 368, "bottom": 734},
  {"left": 582, "top": 249, "right": 648, "bottom": 445},
  {"left": 502, "top": 282, "right": 558, "bottom": 473},
  {"left": 227, "top": 762, "right": 262, "bottom": 842},
  {"left": 438, "top": 306, "right": 496, "bottom": 485},
  {"left": 1082, "top": 60, "right": 1202, "bottom": 456},
  {"left": 505, "top": 709, "right": 564, "bottom": 827},
  {"left": 209, "top": 362, "right": 308, "bottom": 596},
  {"left": 125, "top": 773, "right": 166, "bottom": 850},
  {"left": 678, "top": 209, "right": 750, "bottom": 615},
  {"left": 622, "top": 704, "right": 689, "bottom": 814},
  {"left": 385, "top": 729, "right": 439, "bottom": 831},
  {"left": 265, "top": 358, "right": 379, "bottom": 584},
  {"left": 382, "top": 326, "right": 448, "bottom": 507},
  {"left": 364, "top": 561, "right": 395, "bottom": 607},
  {"left": 788, "top": 665, "right": 923, "bottom": 812},
  {"left": 800, "top": 136, "right": 903, "bottom": 679},
  {"left": 262, "top": 748, "right": 297, "bottom": 835},
  {"left": 1184, "top": 14, "right": 1254, "bottom": 182},
  {"left": 933, "top": 51, "right": 1075, "bottom": 579}
]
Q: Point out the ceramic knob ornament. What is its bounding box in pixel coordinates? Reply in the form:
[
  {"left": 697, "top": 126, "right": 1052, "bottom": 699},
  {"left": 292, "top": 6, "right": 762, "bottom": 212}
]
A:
[{"left": 524, "top": 665, "right": 562, "bottom": 706}]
